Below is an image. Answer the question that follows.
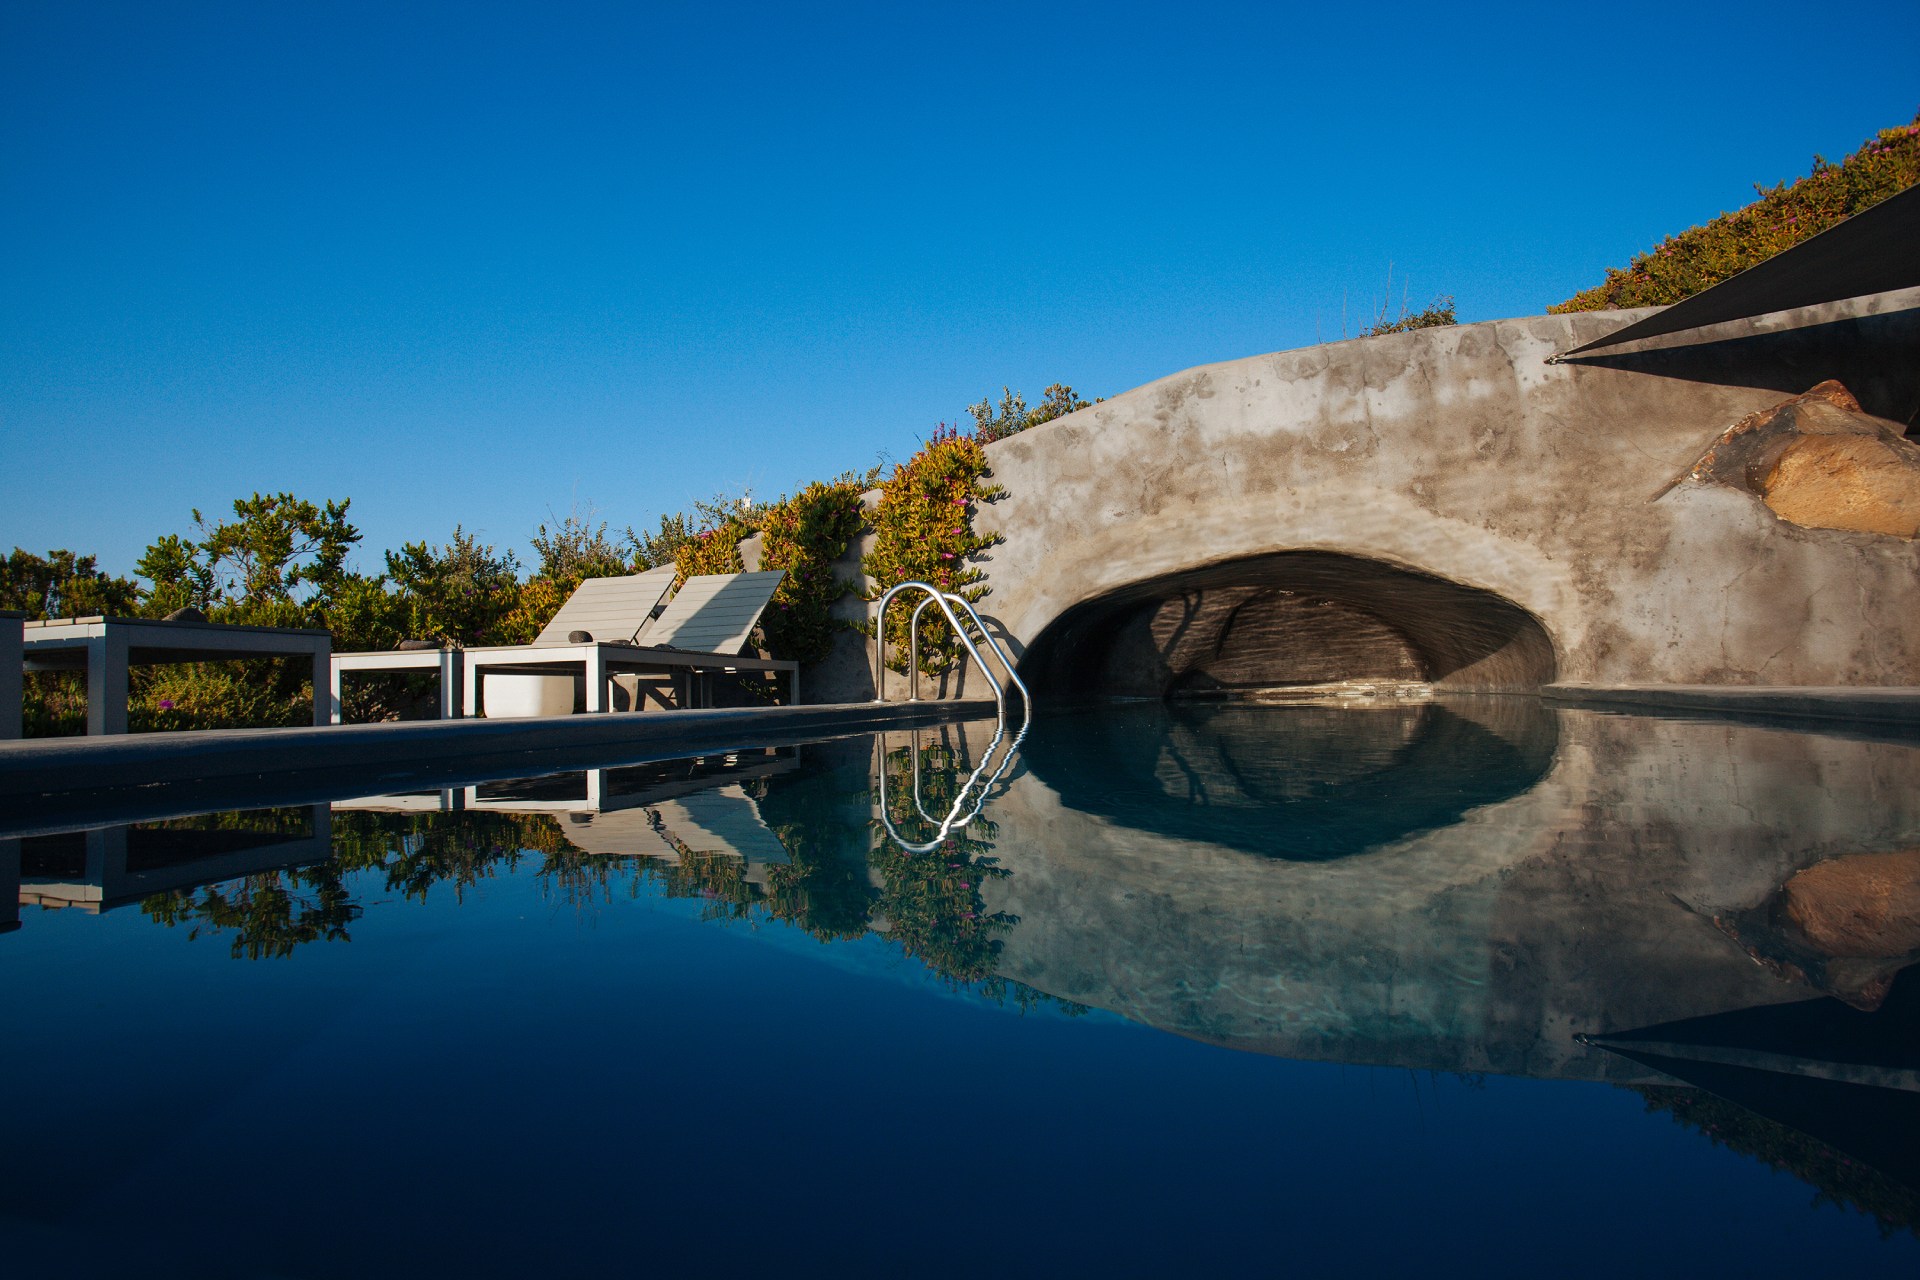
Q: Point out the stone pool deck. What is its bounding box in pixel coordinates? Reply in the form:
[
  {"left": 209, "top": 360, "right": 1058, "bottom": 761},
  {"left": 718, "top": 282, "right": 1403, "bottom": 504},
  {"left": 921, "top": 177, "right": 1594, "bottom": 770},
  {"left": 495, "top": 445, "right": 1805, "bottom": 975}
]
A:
[
  {"left": 0, "top": 700, "right": 995, "bottom": 834},
  {"left": 1541, "top": 683, "right": 1920, "bottom": 727}
]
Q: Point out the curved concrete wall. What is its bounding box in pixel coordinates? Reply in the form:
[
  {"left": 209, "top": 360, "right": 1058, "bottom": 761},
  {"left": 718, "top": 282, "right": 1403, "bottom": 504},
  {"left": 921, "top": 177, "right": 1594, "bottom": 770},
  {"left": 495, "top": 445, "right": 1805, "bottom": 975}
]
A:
[{"left": 963, "top": 295, "right": 1920, "bottom": 693}]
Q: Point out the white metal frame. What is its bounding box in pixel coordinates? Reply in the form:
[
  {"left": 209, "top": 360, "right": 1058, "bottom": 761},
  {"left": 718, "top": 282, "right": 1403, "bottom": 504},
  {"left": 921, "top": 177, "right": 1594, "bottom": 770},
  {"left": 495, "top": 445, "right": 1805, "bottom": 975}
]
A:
[{"left": 21, "top": 615, "right": 332, "bottom": 735}]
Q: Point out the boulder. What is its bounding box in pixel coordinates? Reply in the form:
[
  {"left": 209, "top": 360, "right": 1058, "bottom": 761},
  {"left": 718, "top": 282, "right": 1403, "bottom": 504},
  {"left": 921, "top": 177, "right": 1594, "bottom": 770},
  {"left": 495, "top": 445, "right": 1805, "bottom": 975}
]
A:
[
  {"left": 1779, "top": 848, "right": 1920, "bottom": 959},
  {"left": 1675, "top": 380, "right": 1920, "bottom": 537}
]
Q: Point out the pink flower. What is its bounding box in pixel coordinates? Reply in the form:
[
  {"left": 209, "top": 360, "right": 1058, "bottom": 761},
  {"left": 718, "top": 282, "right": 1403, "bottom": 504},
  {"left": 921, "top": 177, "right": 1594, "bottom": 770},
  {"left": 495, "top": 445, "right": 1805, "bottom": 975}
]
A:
[{"left": 158, "top": 699, "right": 175, "bottom": 710}]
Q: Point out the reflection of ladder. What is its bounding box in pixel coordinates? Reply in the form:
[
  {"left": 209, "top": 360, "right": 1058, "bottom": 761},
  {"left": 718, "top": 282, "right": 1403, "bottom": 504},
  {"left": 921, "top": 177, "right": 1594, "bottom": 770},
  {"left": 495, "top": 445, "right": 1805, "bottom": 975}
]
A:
[{"left": 872, "top": 582, "right": 1031, "bottom": 853}]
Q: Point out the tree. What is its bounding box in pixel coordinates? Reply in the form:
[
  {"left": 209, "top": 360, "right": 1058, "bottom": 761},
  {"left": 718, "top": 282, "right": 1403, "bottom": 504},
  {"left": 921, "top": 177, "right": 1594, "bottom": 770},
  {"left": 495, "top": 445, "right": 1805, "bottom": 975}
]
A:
[
  {"left": 0, "top": 548, "right": 139, "bottom": 619},
  {"left": 136, "top": 492, "right": 362, "bottom": 621},
  {"left": 382, "top": 526, "right": 522, "bottom": 646},
  {"left": 529, "top": 510, "right": 629, "bottom": 582}
]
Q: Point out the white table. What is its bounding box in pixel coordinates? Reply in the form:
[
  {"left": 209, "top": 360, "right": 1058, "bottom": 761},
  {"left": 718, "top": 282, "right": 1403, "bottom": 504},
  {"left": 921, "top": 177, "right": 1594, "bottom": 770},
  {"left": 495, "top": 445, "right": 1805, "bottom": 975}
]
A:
[
  {"left": 22, "top": 615, "right": 333, "bottom": 735},
  {"left": 328, "top": 647, "right": 465, "bottom": 724}
]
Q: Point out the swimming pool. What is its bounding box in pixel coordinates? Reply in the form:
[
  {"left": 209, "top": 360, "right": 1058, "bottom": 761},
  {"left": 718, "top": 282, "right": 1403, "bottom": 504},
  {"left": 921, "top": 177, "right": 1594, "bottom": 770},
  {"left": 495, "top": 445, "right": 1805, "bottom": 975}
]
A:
[{"left": 3, "top": 698, "right": 1915, "bottom": 1276}]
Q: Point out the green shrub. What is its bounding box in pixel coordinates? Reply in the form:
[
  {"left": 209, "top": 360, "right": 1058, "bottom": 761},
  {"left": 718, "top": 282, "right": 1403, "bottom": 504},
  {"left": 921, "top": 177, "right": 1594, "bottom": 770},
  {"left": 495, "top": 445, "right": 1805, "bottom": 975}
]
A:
[
  {"left": 1553, "top": 114, "right": 1920, "bottom": 312},
  {"left": 861, "top": 426, "right": 1001, "bottom": 675},
  {"left": 755, "top": 481, "right": 866, "bottom": 664}
]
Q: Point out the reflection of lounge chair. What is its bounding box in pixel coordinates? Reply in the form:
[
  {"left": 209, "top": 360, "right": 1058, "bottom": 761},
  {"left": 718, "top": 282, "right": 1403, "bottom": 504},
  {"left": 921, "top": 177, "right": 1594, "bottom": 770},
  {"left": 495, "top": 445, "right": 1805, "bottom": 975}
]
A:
[
  {"left": 463, "top": 571, "right": 795, "bottom": 718},
  {"left": 329, "top": 567, "right": 679, "bottom": 724}
]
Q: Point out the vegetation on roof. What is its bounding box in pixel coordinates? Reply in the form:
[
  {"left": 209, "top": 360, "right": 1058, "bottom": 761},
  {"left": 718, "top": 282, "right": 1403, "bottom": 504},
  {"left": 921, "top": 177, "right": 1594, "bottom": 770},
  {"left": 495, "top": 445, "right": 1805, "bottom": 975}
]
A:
[{"left": 1552, "top": 113, "right": 1920, "bottom": 313}]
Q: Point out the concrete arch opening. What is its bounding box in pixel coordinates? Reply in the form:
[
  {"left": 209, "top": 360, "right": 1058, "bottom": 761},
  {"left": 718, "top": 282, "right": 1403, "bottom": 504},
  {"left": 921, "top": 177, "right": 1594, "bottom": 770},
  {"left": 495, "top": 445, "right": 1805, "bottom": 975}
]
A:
[{"left": 1019, "top": 551, "right": 1557, "bottom": 700}]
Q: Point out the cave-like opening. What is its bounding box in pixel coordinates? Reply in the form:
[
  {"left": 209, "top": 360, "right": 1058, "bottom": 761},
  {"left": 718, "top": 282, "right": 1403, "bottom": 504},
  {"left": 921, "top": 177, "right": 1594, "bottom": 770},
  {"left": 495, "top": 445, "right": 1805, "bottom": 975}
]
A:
[{"left": 1020, "top": 551, "right": 1556, "bottom": 699}]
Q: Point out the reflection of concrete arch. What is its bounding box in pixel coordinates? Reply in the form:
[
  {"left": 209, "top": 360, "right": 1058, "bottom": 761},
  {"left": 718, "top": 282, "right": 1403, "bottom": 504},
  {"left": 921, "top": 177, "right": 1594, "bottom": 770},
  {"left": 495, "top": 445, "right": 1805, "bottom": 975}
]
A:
[
  {"left": 1021, "top": 550, "right": 1556, "bottom": 699},
  {"left": 1019, "top": 697, "right": 1557, "bottom": 860},
  {"left": 980, "top": 709, "right": 1920, "bottom": 1082}
]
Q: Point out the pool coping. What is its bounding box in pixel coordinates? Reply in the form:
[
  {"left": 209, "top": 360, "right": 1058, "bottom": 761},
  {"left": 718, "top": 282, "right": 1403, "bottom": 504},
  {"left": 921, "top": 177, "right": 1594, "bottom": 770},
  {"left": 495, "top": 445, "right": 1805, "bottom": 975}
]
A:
[
  {"left": 0, "top": 700, "right": 996, "bottom": 829},
  {"left": 1541, "top": 683, "right": 1920, "bottom": 726}
]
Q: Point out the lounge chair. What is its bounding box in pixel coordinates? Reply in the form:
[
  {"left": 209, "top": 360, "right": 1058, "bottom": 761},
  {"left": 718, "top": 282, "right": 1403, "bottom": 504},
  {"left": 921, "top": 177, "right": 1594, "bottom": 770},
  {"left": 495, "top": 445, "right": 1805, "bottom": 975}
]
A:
[
  {"left": 329, "top": 567, "right": 678, "bottom": 724},
  {"left": 462, "top": 570, "right": 794, "bottom": 718}
]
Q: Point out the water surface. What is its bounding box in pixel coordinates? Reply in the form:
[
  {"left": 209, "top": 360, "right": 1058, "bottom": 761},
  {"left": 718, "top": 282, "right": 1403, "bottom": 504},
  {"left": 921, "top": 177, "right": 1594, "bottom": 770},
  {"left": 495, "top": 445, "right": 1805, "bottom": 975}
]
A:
[{"left": 3, "top": 699, "right": 1916, "bottom": 1276}]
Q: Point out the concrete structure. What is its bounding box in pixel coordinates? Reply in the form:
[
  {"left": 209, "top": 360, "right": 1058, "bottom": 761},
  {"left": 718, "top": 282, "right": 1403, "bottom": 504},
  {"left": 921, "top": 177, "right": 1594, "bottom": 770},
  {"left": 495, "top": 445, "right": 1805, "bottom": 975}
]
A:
[
  {"left": 0, "top": 611, "right": 21, "bottom": 739},
  {"left": 0, "top": 698, "right": 989, "bottom": 838},
  {"left": 20, "top": 615, "right": 332, "bottom": 734},
  {"left": 819, "top": 292, "right": 1920, "bottom": 702}
]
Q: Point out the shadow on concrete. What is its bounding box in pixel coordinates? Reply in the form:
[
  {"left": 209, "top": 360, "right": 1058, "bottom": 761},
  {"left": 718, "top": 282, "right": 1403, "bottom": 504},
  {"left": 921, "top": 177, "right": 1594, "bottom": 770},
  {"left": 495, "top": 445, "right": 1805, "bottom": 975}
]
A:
[{"left": 1561, "top": 305, "right": 1920, "bottom": 427}]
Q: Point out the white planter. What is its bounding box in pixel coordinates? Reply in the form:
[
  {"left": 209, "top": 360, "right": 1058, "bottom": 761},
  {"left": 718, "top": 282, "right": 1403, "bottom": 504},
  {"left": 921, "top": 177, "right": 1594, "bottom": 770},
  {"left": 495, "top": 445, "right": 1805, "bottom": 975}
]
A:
[{"left": 483, "top": 672, "right": 579, "bottom": 718}]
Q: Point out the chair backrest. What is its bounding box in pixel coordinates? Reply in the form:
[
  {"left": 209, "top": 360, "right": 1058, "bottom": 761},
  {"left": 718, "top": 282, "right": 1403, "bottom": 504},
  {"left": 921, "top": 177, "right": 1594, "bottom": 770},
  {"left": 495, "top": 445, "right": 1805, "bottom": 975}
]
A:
[
  {"left": 643, "top": 571, "right": 785, "bottom": 654},
  {"left": 533, "top": 566, "right": 678, "bottom": 646}
]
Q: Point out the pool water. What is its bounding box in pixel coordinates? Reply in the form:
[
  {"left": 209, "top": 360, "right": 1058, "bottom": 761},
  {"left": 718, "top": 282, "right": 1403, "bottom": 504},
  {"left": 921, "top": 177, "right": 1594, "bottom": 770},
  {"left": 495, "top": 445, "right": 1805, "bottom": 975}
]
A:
[{"left": 2, "top": 699, "right": 1916, "bottom": 1277}]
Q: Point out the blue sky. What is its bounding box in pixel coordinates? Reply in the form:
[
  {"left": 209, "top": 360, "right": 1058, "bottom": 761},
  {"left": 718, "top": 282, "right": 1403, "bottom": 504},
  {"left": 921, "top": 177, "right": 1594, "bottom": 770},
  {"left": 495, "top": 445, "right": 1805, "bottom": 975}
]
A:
[{"left": 4, "top": 0, "right": 1917, "bottom": 578}]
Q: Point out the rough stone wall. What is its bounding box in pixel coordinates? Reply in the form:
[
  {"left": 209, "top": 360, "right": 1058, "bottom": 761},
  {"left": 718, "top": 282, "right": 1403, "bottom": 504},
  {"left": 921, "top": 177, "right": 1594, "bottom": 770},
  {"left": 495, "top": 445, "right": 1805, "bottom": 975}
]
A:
[{"left": 964, "top": 291, "right": 1920, "bottom": 691}]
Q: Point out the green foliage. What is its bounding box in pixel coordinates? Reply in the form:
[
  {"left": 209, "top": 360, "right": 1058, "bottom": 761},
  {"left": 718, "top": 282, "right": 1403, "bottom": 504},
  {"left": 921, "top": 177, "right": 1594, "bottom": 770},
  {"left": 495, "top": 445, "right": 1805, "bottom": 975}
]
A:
[
  {"left": 1553, "top": 114, "right": 1920, "bottom": 312},
  {"left": 862, "top": 426, "right": 1001, "bottom": 674},
  {"left": 1633, "top": 1085, "right": 1919, "bottom": 1237},
  {"left": 380, "top": 526, "right": 523, "bottom": 647},
  {"left": 627, "top": 510, "right": 699, "bottom": 570},
  {"left": 755, "top": 480, "right": 866, "bottom": 663},
  {"left": 968, "top": 383, "right": 1092, "bottom": 444},
  {"left": 672, "top": 516, "right": 750, "bottom": 581},
  {"left": 138, "top": 492, "right": 361, "bottom": 619},
  {"left": 0, "top": 548, "right": 140, "bottom": 618},
  {"left": 1362, "top": 295, "right": 1456, "bottom": 336},
  {"left": 529, "top": 510, "right": 630, "bottom": 582}
]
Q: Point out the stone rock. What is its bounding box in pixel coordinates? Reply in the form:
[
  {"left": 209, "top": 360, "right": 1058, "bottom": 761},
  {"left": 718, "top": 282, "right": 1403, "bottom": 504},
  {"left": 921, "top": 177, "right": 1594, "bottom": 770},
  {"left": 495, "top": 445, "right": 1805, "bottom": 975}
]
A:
[
  {"left": 1676, "top": 379, "right": 1920, "bottom": 537},
  {"left": 1779, "top": 848, "right": 1920, "bottom": 959},
  {"left": 395, "top": 638, "right": 441, "bottom": 651},
  {"left": 1704, "top": 845, "right": 1920, "bottom": 1011},
  {"left": 162, "top": 606, "right": 209, "bottom": 624}
]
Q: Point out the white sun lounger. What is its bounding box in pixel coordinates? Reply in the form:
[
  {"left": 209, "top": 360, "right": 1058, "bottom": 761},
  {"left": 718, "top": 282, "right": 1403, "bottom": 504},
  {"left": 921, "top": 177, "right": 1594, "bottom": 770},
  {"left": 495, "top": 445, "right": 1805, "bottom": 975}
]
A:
[
  {"left": 329, "top": 567, "right": 680, "bottom": 724},
  {"left": 461, "top": 570, "right": 794, "bottom": 718}
]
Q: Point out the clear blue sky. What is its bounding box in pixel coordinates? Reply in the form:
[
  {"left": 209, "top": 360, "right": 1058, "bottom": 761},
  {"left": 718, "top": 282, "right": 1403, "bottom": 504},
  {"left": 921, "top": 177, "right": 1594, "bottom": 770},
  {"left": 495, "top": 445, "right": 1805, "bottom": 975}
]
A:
[{"left": 5, "top": 0, "right": 1917, "bottom": 578}]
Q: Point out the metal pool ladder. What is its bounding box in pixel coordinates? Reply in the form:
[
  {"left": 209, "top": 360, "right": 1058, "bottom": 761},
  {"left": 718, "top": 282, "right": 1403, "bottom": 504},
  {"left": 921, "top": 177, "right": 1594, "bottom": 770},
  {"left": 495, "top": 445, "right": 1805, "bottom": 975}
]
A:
[
  {"left": 871, "top": 580, "right": 1031, "bottom": 728},
  {"left": 872, "top": 582, "right": 1031, "bottom": 854}
]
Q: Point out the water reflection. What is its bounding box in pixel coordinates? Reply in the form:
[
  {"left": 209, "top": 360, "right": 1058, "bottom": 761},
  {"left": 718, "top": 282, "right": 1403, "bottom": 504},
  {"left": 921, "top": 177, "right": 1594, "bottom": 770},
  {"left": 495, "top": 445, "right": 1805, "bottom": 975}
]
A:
[
  {"left": 1020, "top": 698, "right": 1557, "bottom": 858},
  {"left": 6, "top": 701, "right": 1919, "bottom": 1225}
]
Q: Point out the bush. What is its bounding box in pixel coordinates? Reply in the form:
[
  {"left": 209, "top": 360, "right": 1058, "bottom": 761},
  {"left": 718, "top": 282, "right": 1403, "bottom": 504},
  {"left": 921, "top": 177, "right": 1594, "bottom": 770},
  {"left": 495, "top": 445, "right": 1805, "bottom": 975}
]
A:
[
  {"left": 755, "top": 481, "right": 867, "bottom": 664},
  {"left": 1553, "top": 114, "right": 1920, "bottom": 312},
  {"left": 862, "top": 426, "right": 1002, "bottom": 674}
]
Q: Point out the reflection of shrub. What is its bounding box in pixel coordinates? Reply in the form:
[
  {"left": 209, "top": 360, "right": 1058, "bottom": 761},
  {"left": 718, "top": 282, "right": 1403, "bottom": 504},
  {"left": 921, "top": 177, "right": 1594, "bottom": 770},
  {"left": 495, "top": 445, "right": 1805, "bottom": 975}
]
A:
[
  {"left": 1633, "top": 1085, "right": 1919, "bottom": 1237},
  {"left": 142, "top": 865, "right": 358, "bottom": 961}
]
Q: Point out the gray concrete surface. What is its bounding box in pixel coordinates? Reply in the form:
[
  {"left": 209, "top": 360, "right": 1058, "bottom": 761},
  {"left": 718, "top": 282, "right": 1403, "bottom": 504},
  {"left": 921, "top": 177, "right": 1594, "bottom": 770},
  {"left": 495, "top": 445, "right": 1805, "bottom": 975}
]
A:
[
  {"left": 0, "top": 699, "right": 992, "bottom": 836},
  {"left": 1543, "top": 682, "right": 1920, "bottom": 726},
  {"left": 816, "top": 291, "right": 1920, "bottom": 701}
]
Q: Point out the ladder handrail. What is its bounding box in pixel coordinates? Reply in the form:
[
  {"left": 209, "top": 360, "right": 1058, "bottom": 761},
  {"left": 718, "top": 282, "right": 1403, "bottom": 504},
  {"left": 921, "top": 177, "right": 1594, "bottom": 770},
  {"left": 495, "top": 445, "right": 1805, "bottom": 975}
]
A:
[
  {"left": 873, "top": 581, "right": 1004, "bottom": 713},
  {"left": 871, "top": 581, "right": 1032, "bottom": 854},
  {"left": 908, "top": 592, "right": 1031, "bottom": 735}
]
